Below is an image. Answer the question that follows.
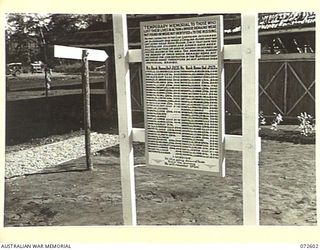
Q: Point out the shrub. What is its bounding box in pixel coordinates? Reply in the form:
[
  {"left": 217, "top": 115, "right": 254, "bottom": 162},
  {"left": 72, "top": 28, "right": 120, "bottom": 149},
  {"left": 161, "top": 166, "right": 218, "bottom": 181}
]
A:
[
  {"left": 53, "top": 63, "right": 83, "bottom": 74},
  {"left": 271, "top": 112, "right": 283, "bottom": 131},
  {"left": 259, "top": 111, "right": 266, "bottom": 126},
  {"left": 297, "top": 112, "right": 315, "bottom": 136}
]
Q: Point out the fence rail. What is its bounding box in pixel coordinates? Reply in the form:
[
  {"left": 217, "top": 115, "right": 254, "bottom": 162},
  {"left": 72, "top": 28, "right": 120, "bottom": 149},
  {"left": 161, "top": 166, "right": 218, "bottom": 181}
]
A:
[
  {"left": 125, "top": 54, "right": 315, "bottom": 118},
  {"left": 225, "top": 55, "right": 315, "bottom": 118}
]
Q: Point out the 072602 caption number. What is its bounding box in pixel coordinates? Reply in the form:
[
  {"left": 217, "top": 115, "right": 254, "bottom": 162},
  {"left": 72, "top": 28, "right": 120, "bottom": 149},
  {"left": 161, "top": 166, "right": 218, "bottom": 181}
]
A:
[{"left": 300, "top": 244, "right": 319, "bottom": 248}]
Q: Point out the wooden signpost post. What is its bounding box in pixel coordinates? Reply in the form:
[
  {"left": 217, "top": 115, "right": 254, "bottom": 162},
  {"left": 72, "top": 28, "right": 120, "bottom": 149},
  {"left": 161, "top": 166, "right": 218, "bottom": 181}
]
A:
[
  {"left": 54, "top": 45, "right": 108, "bottom": 170},
  {"left": 113, "top": 13, "right": 261, "bottom": 226}
]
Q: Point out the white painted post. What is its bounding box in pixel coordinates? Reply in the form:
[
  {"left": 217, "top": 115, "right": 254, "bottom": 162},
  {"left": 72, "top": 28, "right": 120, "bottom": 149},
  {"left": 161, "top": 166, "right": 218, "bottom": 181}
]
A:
[
  {"left": 112, "top": 14, "right": 137, "bottom": 225},
  {"left": 241, "top": 14, "right": 260, "bottom": 225}
]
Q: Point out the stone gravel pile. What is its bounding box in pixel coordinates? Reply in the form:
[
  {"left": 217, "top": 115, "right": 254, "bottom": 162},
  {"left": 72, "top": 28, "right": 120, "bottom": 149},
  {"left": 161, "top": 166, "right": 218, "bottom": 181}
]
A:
[{"left": 5, "top": 133, "right": 119, "bottom": 178}]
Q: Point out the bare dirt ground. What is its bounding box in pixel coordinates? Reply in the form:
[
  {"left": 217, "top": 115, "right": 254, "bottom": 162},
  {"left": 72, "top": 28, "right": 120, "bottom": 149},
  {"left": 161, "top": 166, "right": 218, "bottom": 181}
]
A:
[{"left": 4, "top": 129, "right": 316, "bottom": 226}]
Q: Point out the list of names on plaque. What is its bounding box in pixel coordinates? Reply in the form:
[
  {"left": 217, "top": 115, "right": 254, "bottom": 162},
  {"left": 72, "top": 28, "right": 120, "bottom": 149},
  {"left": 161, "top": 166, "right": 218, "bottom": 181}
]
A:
[{"left": 141, "top": 17, "right": 223, "bottom": 173}]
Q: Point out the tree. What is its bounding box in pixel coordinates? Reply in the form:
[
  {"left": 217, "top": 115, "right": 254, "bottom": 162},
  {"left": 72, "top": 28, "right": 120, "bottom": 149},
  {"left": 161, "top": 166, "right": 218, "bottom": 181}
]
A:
[
  {"left": 5, "top": 13, "right": 103, "bottom": 64},
  {"left": 6, "top": 13, "right": 51, "bottom": 64},
  {"left": 47, "top": 14, "right": 103, "bottom": 33}
]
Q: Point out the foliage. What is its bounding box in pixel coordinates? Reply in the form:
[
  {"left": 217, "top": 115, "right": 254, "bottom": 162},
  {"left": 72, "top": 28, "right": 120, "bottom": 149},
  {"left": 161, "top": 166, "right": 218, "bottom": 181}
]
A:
[
  {"left": 5, "top": 13, "right": 51, "bottom": 38},
  {"left": 259, "top": 110, "right": 315, "bottom": 138},
  {"left": 53, "top": 62, "right": 83, "bottom": 74},
  {"left": 259, "top": 111, "right": 284, "bottom": 131},
  {"left": 271, "top": 112, "right": 283, "bottom": 131},
  {"left": 5, "top": 13, "right": 103, "bottom": 64},
  {"left": 46, "top": 14, "right": 103, "bottom": 33},
  {"left": 297, "top": 112, "right": 315, "bottom": 136},
  {"left": 5, "top": 13, "right": 50, "bottom": 64},
  {"left": 6, "top": 13, "right": 103, "bottom": 38},
  {"left": 259, "top": 111, "right": 266, "bottom": 125}
]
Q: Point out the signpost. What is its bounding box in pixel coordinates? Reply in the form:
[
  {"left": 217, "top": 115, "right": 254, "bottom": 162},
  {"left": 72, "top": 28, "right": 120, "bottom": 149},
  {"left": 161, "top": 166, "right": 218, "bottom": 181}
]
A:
[
  {"left": 54, "top": 45, "right": 108, "bottom": 170},
  {"left": 54, "top": 45, "right": 109, "bottom": 62}
]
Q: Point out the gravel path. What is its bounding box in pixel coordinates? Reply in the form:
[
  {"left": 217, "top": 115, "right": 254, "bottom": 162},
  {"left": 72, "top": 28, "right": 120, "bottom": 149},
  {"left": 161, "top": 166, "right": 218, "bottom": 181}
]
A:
[{"left": 5, "top": 133, "right": 119, "bottom": 178}]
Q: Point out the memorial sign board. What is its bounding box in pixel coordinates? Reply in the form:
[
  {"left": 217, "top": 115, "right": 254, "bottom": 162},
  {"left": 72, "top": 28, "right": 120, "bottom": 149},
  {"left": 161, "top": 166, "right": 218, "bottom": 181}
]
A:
[{"left": 141, "top": 16, "right": 225, "bottom": 176}]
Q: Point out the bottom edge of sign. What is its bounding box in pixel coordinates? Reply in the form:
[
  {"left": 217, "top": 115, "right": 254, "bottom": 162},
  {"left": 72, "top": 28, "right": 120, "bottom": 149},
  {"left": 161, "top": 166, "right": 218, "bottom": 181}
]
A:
[{"left": 145, "top": 164, "right": 225, "bottom": 177}]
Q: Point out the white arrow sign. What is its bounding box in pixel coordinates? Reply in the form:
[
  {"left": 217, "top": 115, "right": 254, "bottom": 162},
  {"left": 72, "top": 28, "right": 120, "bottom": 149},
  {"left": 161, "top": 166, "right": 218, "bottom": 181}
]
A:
[{"left": 54, "top": 45, "right": 108, "bottom": 62}]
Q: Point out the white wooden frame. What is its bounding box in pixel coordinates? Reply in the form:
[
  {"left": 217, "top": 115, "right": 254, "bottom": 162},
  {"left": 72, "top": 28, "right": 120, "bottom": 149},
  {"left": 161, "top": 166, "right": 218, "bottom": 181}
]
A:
[
  {"left": 113, "top": 15, "right": 137, "bottom": 225},
  {"left": 241, "top": 14, "right": 260, "bottom": 225},
  {"left": 113, "top": 14, "right": 261, "bottom": 226}
]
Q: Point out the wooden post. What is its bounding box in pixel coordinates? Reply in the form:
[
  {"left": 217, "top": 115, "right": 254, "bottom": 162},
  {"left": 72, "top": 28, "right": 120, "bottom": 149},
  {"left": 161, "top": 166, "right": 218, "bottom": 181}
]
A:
[
  {"left": 82, "top": 50, "right": 93, "bottom": 170},
  {"left": 138, "top": 66, "right": 143, "bottom": 110},
  {"left": 40, "top": 27, "right": 50, "bottom": 136},
  {"left": 40, "top": 27, "right": 49, "bottom": 97},
  {"left": 241, "top": 14, "right": 260, "bottom": 225},
  {"left": 284, "top": 62, "right": 288, "bottom": 115},
  {"left": 112, "top": 14, "right": 137, "bottom": 225},
  {"left": 104, "top": 59, "right": 112, "bottom": 115},
  {"left": 108, "top": 56, "right": 117, "bottom": 123}
]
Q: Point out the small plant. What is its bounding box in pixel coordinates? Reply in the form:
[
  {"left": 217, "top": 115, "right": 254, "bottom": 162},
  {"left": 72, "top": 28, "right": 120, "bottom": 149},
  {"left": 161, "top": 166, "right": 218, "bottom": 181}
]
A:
[
  {"left": 297, "top": 112, "right": 315, "bottom": 136},
  {"left": 259, "top": 111, "right": 266, "bottom": 126},
  {"left": 271, "top": 112, "right": 283, "bottom": 131}
]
